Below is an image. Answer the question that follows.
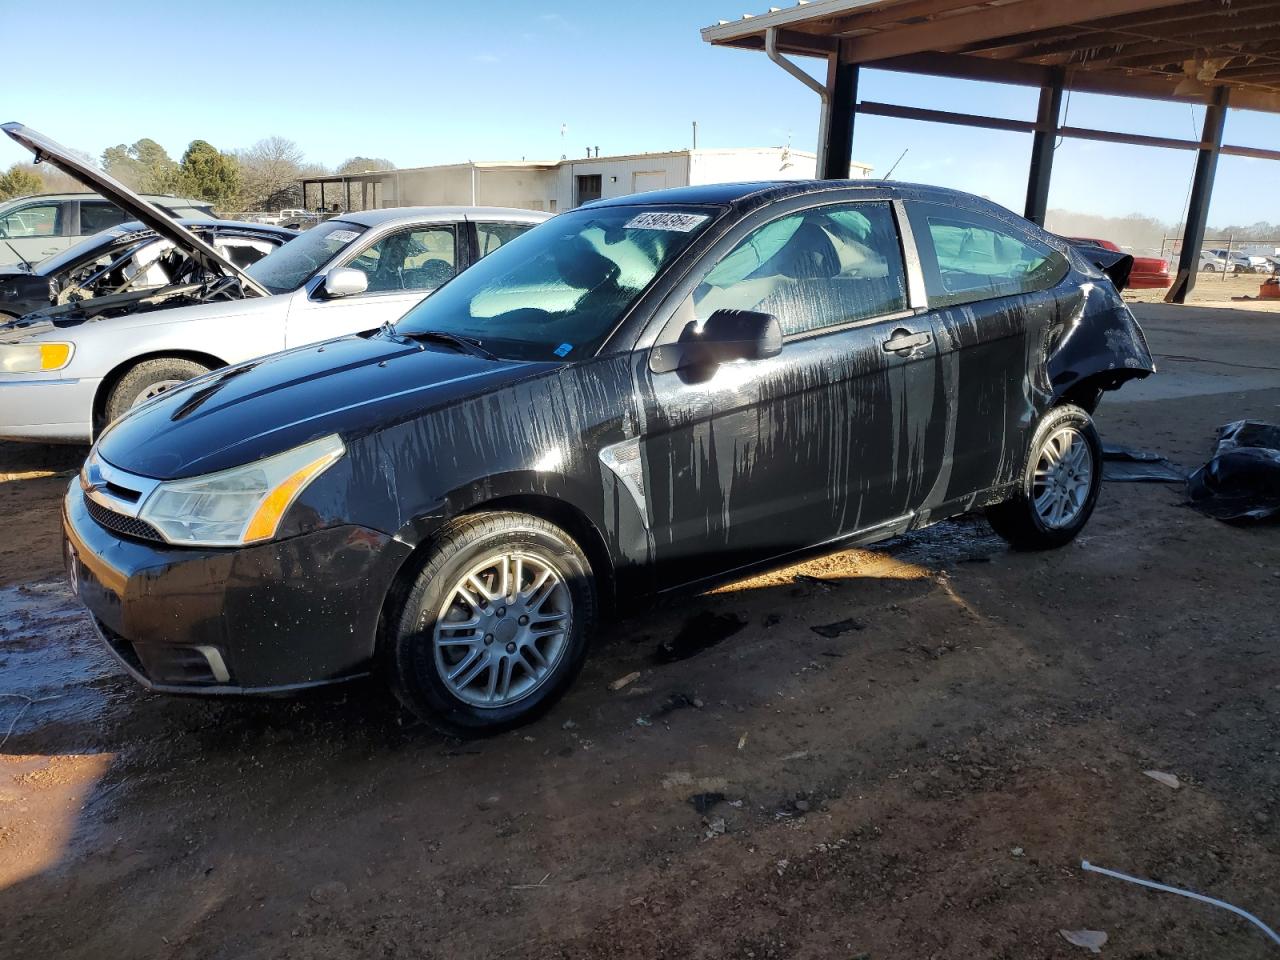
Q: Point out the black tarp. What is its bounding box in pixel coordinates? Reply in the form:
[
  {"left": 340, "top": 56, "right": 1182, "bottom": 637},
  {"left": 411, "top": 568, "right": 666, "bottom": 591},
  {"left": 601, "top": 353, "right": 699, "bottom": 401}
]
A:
[
  {"left": 1186, "top": 421, "right": 1280, "bottom": 523},
  {"left": 1102, "top": 444, "right": 1188, "bottom": 483}
]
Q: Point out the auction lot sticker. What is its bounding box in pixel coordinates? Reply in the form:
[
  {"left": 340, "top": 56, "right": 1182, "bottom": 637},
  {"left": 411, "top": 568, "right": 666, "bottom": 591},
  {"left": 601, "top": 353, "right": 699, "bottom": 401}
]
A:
[{"left": 625, "top": 212, "right": 709, "bottom": 232}]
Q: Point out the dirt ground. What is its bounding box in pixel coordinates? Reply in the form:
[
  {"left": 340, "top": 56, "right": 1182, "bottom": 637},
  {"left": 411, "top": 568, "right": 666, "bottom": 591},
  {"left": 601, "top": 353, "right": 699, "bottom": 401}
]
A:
[
  {"left": 1123, "top": 270, "right": 1278, "bottom": 307},
  {"left": 1, "top": 302, "right": 1278, "bottom": 960}
]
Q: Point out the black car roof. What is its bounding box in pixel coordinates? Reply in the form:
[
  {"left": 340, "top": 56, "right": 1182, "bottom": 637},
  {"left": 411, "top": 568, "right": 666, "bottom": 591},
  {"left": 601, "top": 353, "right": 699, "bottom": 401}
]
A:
[{"left": 583, "top": 178, "right": 976, "bottom": 211}]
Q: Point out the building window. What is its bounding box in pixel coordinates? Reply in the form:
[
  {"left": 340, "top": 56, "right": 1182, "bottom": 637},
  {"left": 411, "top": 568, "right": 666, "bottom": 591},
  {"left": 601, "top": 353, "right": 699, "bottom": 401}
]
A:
[{"left": 575, "top": 174, "right": 602, "bottom": 206}]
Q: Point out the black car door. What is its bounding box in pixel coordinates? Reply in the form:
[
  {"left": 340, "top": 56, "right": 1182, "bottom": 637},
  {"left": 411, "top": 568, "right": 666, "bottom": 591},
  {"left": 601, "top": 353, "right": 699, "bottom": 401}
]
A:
[
  {"left": 632, "top": 198, "right": 947, "bottom": 590},
  {"left": 904, "top": 200, "right": 1072, "bottom": 504}
]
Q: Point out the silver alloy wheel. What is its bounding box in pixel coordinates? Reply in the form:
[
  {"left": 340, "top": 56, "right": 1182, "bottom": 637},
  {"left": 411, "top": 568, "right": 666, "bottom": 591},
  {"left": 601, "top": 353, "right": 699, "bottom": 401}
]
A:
[
  {"left": 1032, "top": 425, "right": 1094, "bottom": 529},
  {"left": 432, "top": 551, "right": 572, "bottom": 708},
  {"left": 131, "top": 379, "right": 184, "bottom": 409}
]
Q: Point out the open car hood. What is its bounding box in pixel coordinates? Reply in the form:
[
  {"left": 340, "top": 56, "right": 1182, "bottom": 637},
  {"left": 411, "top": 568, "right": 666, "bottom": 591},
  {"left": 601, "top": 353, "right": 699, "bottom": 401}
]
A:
[{"left": 2, "top": 122, "right": 269, "bottom": 298}]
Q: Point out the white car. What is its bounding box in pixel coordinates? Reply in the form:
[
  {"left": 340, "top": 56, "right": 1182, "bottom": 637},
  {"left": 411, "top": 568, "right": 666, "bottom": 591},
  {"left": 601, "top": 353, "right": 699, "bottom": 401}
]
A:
[{"left": 0, "top": 123, "right": 549, "bottom": 443}]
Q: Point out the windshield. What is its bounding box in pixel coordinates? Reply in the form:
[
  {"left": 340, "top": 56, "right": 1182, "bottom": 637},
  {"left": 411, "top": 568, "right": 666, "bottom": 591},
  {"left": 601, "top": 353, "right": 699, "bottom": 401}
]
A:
[
  {"left": 244, "top": 219, "right": 366, "bottom": 294},
  {"left": 395, "top": 206, "right": 717, "bottom": 361}
]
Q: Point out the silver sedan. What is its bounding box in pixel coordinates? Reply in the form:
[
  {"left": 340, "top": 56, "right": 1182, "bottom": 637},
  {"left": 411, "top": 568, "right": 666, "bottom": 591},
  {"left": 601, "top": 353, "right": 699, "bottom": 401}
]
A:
[{"left": 0, "top": 206, "right": 547, "bottom": 442}]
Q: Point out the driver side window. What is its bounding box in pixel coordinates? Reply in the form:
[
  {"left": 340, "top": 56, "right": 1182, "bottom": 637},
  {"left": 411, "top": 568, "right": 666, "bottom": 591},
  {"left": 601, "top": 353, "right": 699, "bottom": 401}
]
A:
[
  {"left": 690, "top": 201, "right": 909, "bottom": 338},
  {"left": 347, "top": 225, "right": 457, "bottom": 293}
]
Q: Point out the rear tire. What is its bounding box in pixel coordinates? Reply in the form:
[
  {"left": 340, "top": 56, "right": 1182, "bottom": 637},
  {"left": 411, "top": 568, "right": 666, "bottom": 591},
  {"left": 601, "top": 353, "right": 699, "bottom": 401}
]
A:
[
  {"left": 986, "top": 404, "right": 1102, "bottom": 551},
  {"left": 388, "top": 512, "right": 596, "bottom": 737},
  {"left": 104, "top": 357, "right": 211, "bottom": 424}
]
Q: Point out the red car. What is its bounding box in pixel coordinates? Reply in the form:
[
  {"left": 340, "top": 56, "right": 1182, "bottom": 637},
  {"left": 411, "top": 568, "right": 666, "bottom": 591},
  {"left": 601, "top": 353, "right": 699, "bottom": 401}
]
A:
[{"left": 1069, "top": 237, "right": 1171, "bottom": 289}]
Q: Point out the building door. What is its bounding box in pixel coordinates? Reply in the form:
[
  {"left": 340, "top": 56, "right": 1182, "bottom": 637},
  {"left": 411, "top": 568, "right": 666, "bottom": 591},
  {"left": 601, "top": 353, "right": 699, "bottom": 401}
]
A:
[{"left": 575, "top": 175, "right": 602, "bottom": 206}]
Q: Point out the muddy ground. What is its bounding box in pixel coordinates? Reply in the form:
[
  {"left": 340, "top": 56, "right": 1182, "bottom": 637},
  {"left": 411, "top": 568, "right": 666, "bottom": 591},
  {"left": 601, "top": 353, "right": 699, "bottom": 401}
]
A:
[{"left": 1, "top": 303, "right": 1278, "bottom": 960}]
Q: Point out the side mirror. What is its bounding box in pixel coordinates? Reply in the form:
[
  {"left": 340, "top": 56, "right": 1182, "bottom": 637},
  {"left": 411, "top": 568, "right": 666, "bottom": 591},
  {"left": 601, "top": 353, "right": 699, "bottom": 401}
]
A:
[
  {"left": 698, "top": 309, "right": 783, "bottom": 364},
  {"left": 650, "top": 309, "right": 783, "bottom": 375},
  {"left": 319, "top": 266, "right": 368, "bottom": 299}
]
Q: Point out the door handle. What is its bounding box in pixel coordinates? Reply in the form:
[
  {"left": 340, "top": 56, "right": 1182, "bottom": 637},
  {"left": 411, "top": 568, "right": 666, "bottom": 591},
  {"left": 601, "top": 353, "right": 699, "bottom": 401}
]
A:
[{"left": 881, "top": 329, "right": 932, "bottom": 355}]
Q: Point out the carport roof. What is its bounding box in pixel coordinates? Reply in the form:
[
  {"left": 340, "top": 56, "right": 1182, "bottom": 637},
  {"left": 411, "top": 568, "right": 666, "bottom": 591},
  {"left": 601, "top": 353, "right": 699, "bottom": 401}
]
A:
[{"left": 702, "top": 0, "right": 1280, "bottom": 114}]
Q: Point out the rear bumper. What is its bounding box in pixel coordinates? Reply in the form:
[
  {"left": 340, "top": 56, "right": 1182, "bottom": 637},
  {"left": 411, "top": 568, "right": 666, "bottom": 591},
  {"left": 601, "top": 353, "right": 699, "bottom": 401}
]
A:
[
  {"left": 1127, "top": 272, "right": 1171, "bottom": 290},
  {"left": 63, "top": 481, "right": 413, "bottom": 693},
  {"left": 0, "top": 376, "right": 97, "bottom": 442}
]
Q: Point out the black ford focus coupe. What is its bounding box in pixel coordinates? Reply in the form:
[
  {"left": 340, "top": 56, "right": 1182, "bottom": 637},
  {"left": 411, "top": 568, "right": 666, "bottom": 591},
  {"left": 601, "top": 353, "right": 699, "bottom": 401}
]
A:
[{"left": 64, "top": 180, "right": 1154, "bottom": 734}]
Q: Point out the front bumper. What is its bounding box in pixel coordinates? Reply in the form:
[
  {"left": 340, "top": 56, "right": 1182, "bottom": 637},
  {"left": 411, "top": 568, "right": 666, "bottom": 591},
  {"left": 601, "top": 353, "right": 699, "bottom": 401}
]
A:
[
  {"left": 63, "top": 481, "right": 413, "bottom": 693},
  {"left": 0, "top": 376, "right": 98, "bottom": 442}
]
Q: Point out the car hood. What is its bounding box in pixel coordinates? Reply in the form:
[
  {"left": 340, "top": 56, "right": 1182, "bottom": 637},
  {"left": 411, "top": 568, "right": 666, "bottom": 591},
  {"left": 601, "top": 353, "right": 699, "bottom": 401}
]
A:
[
  {"left": 2, "top": 122, "right": 269, "bottom": 297},
  {"left": 96, "top": 332, "right": 551, "bottom": 480}
]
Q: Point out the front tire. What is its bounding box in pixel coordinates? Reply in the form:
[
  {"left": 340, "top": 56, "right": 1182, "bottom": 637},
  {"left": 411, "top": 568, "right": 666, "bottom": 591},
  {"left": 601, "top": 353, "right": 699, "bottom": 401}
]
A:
[
  {"left": 104, "top": 357, "right": 212, "bottom": 424},
  {"left": 987, "top": 404, "right": 1102, "bottom": 551},
  {"left": 388, "top": 512, "right": 596, "bottom": 736}
]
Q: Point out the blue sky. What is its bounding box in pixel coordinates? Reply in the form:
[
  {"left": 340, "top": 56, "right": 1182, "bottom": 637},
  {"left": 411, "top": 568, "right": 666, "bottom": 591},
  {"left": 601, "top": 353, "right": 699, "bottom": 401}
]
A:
[{"left": 2, "top": 0, "right": 1277, "bottom": 227}]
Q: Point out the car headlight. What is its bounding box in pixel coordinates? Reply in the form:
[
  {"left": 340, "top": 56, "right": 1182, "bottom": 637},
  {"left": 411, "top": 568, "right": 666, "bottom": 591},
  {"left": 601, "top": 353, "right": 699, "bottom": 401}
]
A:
[
  {"left": 137, "top": 434, "right": 345, "bottom": 547},
  {"left": 0, "top": 341, "right": 74, "bottom": 373}
]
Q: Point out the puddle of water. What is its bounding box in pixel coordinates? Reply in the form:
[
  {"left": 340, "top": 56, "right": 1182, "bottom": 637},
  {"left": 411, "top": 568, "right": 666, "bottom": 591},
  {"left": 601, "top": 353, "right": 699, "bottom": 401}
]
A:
[{"left": 0, "top": 580, "right": 118, "bottom": 740}]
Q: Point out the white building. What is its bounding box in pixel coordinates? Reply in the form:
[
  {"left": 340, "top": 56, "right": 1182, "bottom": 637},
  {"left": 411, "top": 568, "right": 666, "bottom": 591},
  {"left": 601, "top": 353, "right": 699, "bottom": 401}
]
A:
[{"left": 301, "top": 147, "right": 872, "bottom": 214}]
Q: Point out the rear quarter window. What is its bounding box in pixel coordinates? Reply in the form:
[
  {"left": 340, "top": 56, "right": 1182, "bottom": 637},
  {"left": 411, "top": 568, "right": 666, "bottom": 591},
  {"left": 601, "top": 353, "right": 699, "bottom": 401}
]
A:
[{"left": 908, "top": 201, "right": 1068, "bottom": 309}]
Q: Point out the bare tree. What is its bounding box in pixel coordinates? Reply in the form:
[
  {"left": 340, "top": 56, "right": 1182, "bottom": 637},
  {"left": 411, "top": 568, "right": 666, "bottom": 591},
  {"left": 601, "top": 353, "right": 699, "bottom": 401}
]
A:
[
  {"left": 336, "top": 156, "right": 395, "bottom": 175},
  {"left": 237, "top": 136, "right": 306, "bottom": 211}
]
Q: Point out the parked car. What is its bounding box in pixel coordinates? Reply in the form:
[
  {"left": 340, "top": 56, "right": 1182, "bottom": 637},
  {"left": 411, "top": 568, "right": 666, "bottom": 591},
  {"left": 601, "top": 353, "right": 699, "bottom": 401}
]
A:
[
  {"left": 1244, "top": 253, "right": 1274, "bottom": 273},
  {"left": 1203, "top": 248, "right": 1251, "bottom": 273},
  {"left": 0, "top": 122, "right": 548, "bottom": 442},
  {"left": 63, "top": 180, "right": 1155, "bottom": 734},
  {"left": 1067, "top": 237, "right": 1170, "bottom": 289},
  {"left": 1199, "top": 249, "right": 1227, "bottom": 272},
  {"left": 0, "top": 218, "right": 296, "bottom": 320},
  {"left": 0, "top": 191, "right": 213, "bottom": 268}
]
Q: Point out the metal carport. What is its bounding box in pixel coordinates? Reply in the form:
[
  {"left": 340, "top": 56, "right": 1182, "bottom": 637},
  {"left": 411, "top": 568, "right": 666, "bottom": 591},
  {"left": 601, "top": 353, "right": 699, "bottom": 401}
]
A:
[{"left": 702, "top": 0, "right": 1280, "bottom": 302}]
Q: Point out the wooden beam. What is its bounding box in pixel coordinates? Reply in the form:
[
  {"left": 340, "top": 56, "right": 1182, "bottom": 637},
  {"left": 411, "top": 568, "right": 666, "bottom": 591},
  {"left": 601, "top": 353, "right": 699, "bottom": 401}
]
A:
[
  {"left": 859, "top": 47, "right": 1280, "bottom": 112},
  {"left": 701, "top": 0, "right": 976, "bottom": 46},
  {"left": 856, "top": 100, "right": 1037, "bottom": 133},
  {"left": 1058, "top": 125, "right": 1208, "bottom": 152},
  {"left": 1221, "top": 142, "right": 1280, "bottom": 161},
  {"left": 1218, "top": 58, "right": 1280, "bottom": 80},
  {"left": 1090, "top": 40, "right": 1280, "bottom": 70},
  {"left": 716, "top": 27, "right": 838, "bottom": 57},
  {"left": 966, "top": 1, "right": 1280, "bottom": 59},
  {"left": 867, "top": 50, "right": 1054, "bottom": 86},
  {"left": 855, "top": 96, "right": 1280, "bottom": 160},
  {"left": 839, "top": 0, "right": 1200, "bottom": 63},
  {"left": 826, "top": 0, "right": 994, "bottom": 35}
]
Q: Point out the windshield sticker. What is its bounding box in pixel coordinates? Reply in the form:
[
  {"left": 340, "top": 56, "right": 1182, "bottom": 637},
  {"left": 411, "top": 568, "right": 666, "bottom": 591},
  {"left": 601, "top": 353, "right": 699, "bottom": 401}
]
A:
[
  {"left": 554, "top": 343, "right": 574, "bottom": 358},
  {"left": 624, "top": 212, "right": 709, "bottom": 233},
  {"left": 326, "top": 229, "right": 360, "bottom": 244}
]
